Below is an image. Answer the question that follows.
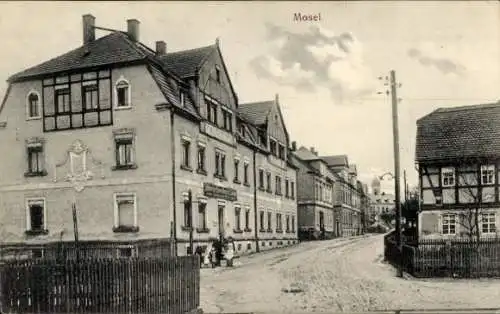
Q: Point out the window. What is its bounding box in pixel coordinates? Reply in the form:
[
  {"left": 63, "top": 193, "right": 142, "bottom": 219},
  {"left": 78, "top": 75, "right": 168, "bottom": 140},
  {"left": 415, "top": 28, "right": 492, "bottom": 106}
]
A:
[
  {"left": 441, "top": 167, "right": 455, "bottom": 187},
  {"left": 291, "top": 216, "right": 295, "bottom": 232},
  {"left": 181, "top": 139, "right": 191, "bottom": 169},
  {"left": 258, "top": 131, "right": 267, "bottom": 147},
  {"left": 243, "top": 162, "right": 249, "bottom": 185},
  {"left": 275, "top": 176, "right": 282, "bottom": 195},
  {"left": 27, "top": 92, "right": 40, "bottom": 118},
  {"left": 26, "top": 199, "right": 46, "bottom": 234},
  {"left": 234, "top": 207, "right": 241, "bottom": 231},
  {"left": 26, "top": 144, "right": 46, "bottom": 176},
  {"left": 114, "top": 193, "right": 138, "bottom": 232},
  {"left": 198, "top": 203, "right": 207, "bottom": 230},
  {"left": 291, "top": 182, "right": 295, "bottom": 199},
  {"left": 184, "top": 200, "right": 192, "bottom": 228},
  {"left": 276, "top": 213, "right": 282, "bottom": 231},
  {"left": 285, "top": 179, "right": 289, "bottom": 197},
  {"left": 270, "top": 139, "right": 277, "bottom": 156},
  {"left": 215, "top": 66, "right": 221, "bottom": 83},
  {"left": 259, "top": 169, "right": 265, "bottom": 189},
  {"left": 115, "top": 137, "right": 135, "bottom": 169},
  {"left": 83, "top": 84, "right": 98, "bottom": 110},
  {"left": 116, "top": 79, "right": 130, "bottom": 108},
  {"left": 441, "top": 213, "right": 456, "bottom": 235},
  {"left": 266, "top": 172, "right": 272, "bottom": 193},
  {"left": 260, "top": 211, "right": 265, "bottom": 230},
  {"left": 180, "top": 92, "right": 186, "bottom": 107},
  {"left": 206, "top": 100, "right": 218, "bottom": 125},
  {"left": 481, "top": 165, "right": 495, "bottom": 185},
  {"left": 245, "top": 209, "right": 250, "bottom": 230},
  {"left": 234, "top": 159, "right": 240, "bottom": 182},
  {"left": 215, "top": 150, "right": 226, "bottom": 179},
  {"left": 286, "top": 215, "right": 290, "bottom": 232},
  {"left": 222, "top": 109, "right": 233, "bottom": 132},
  {"left": 267, "top": 212, "right": 272, "bottom": 231},
  {"left": 197, "top": 145, "right": 206, "bottom": 172},
  {"left": 482, "top": 213, "right": 496, "bottom": 234},
  {"left": 55, "top": 87, "right": 70, "bottom": 114},
  {"left": 278, "top": 144, "right": 286, "bottom": 160}
]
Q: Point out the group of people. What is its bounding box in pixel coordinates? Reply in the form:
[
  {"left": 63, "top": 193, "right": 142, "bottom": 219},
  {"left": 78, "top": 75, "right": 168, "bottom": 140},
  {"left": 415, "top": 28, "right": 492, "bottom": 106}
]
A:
[{"left": 196, "top": 237, "right": 235, "bottom": 268}]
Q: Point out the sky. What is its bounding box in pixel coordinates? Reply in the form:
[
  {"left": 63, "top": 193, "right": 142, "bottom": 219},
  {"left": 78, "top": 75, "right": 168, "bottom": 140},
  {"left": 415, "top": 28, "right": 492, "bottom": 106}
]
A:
[{"left": 0, "top": 1, "right": 498, "bottom": 194}]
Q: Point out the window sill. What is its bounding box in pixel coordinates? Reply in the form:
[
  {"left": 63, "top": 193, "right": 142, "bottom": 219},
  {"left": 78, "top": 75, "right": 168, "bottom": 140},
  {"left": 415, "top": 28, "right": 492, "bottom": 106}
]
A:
[
  {"left": 266, "top": 190, "right": 273, "bottom": 194},
  {"left": 196, "top": 227, "right": 210, "bottom": 233},
  {"left": 276, "top": 192, "right": 282, "bottom": 196},
  {"left": 113, "top": 226, "right": 139, "bottom": 233},
  {"left": 115, "top": 105, "right": 132, "bottom": 111},
  {"left": 180, "top": 165, "right": 193, "bottom": 172},
  {"left": 26, "top": 116, "right": 42, "bottom": 121},
  {"left": 276, "top": 229, "right": 283, "bottom": 233},
  {"left": 233, "top": 178, "right": 241, "bottom": 184},
  {"left": 258, "top": 187, "right": 265, "bottom": 192},
  {"left": 267, "top": 229, "right": 273, "bottom": 233},
  {"left": 197, "top": 169, "right": 207, "bottom": 176},
  {"left": 244, "top": 182, "right": 251, "bottom": 187},
  {"left": 25, "top": 229, "right": 49, "bottom": 236},
  {"left": 112, "top": 164, "right": 138, "bottom": 171},
  {"left": 214, "top": 175, "right": 227, "bottom": 181},
  {"left": 233, "top": 229, "right": 243, "bottom": 234},
  {"left": 244, "top": 228, "right": 252, "bottom": 233},
  {"left": 24, "top": 170, "right": 48, "bottom": 177},
  {"left": 181, "top": 226, "right": 193, "bottom": 232}
]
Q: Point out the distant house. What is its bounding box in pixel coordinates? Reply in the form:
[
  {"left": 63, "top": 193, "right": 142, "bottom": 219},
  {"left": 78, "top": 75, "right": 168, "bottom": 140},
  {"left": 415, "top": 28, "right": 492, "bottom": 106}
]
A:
[
  {"left": 321, "top": 155, "right": 363, "bottom": 236},
  {"left": 369, "top": 177, "right": 396, "bottom": 221},
  {"left": 415, "top": 102, "right": 500, "bottom": 239},
  {"left": 291, "top": 146, "right": 336, "bottom": 240}
]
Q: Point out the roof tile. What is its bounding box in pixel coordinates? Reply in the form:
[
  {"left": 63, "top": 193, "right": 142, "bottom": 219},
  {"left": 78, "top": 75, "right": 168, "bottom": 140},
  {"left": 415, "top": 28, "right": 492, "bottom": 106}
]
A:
[
  {"left": 160, "top": 45, "right": 215, "bottom": 78},
  {"left": 238, "top": 101, "right": 273, "bottom": 126}
]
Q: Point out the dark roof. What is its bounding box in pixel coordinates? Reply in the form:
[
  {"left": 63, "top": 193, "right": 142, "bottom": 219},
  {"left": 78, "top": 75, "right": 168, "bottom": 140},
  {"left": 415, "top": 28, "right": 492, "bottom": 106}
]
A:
[
  {"left": 160, "top": 45, "right": 215, "bottom": 78},
  {"left": 416, "top": 102, "right": 500, "bottom": 162},
  {"left": 9, "top": 32, "right": 148, "bottom": 82},
  {"left": 321, "top": 155, "right": 349, "bottom": 167},
  {"left": 238, "top": 101, "right": 273, "bottom": 126}
]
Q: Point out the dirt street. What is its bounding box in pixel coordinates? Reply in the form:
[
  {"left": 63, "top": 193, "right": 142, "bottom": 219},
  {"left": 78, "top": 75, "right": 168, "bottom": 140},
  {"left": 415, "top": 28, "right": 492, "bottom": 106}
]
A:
[{"left": 200, "top": 234, "right": 500, "bottom": 313}]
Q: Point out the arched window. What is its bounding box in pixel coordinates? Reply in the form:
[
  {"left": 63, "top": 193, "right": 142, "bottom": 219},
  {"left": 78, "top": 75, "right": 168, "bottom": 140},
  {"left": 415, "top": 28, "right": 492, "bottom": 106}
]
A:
[
  {"left": 115, "top": 78, "right": 131, "bottom": 108},
  {"left": 27, "top": 91, "right": 41, "bottom": 119}
]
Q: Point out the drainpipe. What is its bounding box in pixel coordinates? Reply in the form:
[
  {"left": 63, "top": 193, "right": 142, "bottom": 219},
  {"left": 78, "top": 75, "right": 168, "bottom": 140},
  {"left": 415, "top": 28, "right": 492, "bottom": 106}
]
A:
[
  {"left": 253, "top": 149, "right": 260, "bottom": 252},
  {"left": 170, "top": 108, "right": 178, "bottom": 256}
]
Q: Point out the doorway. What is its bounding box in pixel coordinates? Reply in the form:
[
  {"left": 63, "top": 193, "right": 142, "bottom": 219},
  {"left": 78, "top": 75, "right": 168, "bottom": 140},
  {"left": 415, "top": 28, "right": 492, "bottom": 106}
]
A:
[{"left": 218, "top": 205, "right": 225, "bottom": 240}]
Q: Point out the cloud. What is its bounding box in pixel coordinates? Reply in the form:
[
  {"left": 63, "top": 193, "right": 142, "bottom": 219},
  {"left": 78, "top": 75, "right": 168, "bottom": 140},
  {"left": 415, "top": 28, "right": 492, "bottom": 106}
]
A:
[
  {"left": 249, "top": 23, "right": 376, "bottom": 104},
  {"left": 407, "top": 48, "right": 466, "bottom": 76}
]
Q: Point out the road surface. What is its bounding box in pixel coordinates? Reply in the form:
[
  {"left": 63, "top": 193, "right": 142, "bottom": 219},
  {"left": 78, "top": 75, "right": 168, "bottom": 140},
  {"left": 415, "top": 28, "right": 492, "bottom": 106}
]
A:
[{"left": 200, "top": 234, "right": 500, "bottom": 313}]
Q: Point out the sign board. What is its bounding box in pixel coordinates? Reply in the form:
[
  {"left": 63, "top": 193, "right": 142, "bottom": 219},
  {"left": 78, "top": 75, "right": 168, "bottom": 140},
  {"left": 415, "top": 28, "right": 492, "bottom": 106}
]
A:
[{"left": 203, "top": 183, "right": 237, "bottom": 201}]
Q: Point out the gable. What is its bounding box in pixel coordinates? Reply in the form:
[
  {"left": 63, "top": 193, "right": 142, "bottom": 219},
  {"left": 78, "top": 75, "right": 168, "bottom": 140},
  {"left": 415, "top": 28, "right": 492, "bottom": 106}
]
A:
[
  {"left": 197, "top": 43, "right": 238, "bottom": 110},
  {"left": 267, "top": 100, "right": 288, "bottom": 144}
]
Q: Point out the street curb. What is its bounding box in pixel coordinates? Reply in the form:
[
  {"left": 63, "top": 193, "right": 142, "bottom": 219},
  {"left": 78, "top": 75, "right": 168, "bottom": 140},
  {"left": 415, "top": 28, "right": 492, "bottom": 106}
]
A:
[{"left": 185, "top": 308, "right": 204, "bottom": 314}]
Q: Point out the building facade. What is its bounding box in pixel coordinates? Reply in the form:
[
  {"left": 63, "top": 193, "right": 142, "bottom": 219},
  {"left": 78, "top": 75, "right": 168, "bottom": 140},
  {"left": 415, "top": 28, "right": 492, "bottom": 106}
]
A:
[
  {"left": 416, "top": 102, "right": 500, "bottom": 239},
  {"left": 0, "top": 14, "right": 298, "bottom": 256},
  {"left": 292, "top": 146, "right": 336, "bottom": 240},
  {"left": 369, "top": 177, "right": 396, "bottom": 223}
]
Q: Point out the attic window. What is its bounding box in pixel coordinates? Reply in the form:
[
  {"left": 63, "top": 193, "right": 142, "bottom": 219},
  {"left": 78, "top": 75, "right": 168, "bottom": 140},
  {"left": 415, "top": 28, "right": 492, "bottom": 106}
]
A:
[
  {"left": 115, "top": 79, "right": 131, "bottom": 108},
  {"left": 180, "top": 92, "right": 186, "bottom": 107},
  {"left": 215, "top": 66, "right": 221, "bottom": 83}
]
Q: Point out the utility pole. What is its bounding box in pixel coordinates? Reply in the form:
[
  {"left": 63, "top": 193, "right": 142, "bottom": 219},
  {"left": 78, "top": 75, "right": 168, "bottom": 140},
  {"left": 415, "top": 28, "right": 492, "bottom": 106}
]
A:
[
  {"left": 404, "top": 170, "right": 408, "bottom": 202},
  {"left": 379, "top": 70, "right": 403, "bottom": 278}
]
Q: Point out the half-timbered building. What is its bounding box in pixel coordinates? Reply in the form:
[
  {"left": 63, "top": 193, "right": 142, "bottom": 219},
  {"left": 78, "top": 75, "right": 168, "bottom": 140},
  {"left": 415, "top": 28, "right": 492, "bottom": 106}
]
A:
[
  {"left": 416, "top": 102, "right": 500, "bottom": 239},
  {"left": 0, "top": 14, "right": 298, "bottom": 257}
]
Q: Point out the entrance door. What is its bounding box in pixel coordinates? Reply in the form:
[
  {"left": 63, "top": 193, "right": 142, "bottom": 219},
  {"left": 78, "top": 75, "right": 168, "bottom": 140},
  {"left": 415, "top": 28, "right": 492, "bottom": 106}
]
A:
[{"left": 218, "top": 205, "right": 225, "bottom": 239}]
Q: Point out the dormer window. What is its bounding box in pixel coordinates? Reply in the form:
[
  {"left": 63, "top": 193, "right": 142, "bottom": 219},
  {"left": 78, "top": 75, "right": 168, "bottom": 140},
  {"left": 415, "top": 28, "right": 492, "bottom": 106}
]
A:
[
  {"left": 222, "top": 108, "right": 232, "bottom": 132},
  {"left": 481, "top": 165, "right": 495, "bottom": 185},
  {"left": 206, "top": 99, "right": 218, "bottom": 125},
  {"left": 27, "top": 92, "right": 41, "bottom": 119},
  {"left": 115, "top": 79, "right": 131, "bottom": 108},
  {"left": 441, "top": 167, "right": 455, "bottom": 187},
  {"left": 215, "top": 66, "right": 221, "bottom": 83}
]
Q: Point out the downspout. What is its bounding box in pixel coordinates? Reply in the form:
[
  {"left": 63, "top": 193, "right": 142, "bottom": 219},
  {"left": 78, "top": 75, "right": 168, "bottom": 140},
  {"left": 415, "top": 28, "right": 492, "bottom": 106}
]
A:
[
  {"left": 170, "top": 107, "right": 178, "bottom": 256},
  {"left": 253, "top": 148, "right": 260, "bottom": 252}
]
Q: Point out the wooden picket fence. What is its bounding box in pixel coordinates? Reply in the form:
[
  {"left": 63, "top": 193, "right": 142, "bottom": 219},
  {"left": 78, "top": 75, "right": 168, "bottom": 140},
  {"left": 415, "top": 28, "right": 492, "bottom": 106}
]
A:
[
  {"left": 0, "top": 255, "right": 200, "bottom": 313},
  {"left": 384, "top": 232, "right": 500, "bottom": 278}
]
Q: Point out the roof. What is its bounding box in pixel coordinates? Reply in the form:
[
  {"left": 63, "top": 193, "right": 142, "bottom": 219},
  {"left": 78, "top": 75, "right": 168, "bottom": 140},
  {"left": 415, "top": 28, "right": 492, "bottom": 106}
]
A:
[
  {"left": 321, "top": 155, "right": 349, "bottom": 167},
  {"left": 9, "top": 32, "right": 148, "bottom": 82},
  {"left": 293, "top": 146, "right": 320, "bottom": 161},
  {"left": 416, "top": 102, "right": 500, "bottom": 162},
  {"left": 160, "top": 45, "right": 215, "bottom": 78},
  {"left": 238, "top": 101, "right": 273, "bottom": 126}
]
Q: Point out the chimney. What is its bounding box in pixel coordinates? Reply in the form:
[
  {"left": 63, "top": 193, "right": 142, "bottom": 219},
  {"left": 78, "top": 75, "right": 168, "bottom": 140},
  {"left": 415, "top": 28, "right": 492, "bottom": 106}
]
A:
[
  {"left": 82, "top": 14, "right": 95, "bottom": 45},
  {"left": 156, "top": 41, "right": 166, "bottom": 56},
  {"left": 127, "top": 19, "right": 140, "bottom": 42},
  {"left": 291, "top": 141, "right": 297, "bottom": 151},
  {"left": 310, "top": 147, "right": 316, "bottom": 156},
  {"left": 275, "top": 93, "right": 279, "bottom": 104}
]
